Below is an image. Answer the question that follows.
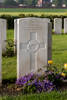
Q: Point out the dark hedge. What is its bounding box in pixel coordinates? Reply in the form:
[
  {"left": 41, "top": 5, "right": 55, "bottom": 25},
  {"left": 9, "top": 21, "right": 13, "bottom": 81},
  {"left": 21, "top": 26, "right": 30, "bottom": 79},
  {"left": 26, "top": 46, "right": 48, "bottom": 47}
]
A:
[{"left": 0, "top": 14, "right": 67, "bottom": 29}]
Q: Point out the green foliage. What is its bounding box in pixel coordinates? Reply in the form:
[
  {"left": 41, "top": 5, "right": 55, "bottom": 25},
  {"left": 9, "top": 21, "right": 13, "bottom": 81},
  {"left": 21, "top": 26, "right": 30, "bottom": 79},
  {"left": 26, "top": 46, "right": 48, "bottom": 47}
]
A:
[
  {"left": 23, "top": 0, "right": 32, "bottom": 6},
  {"left": 3, "top": 0, "right": 67, "bottom": 7},
  {"left": 53, "top": 0, "right": 62, "bottom": 7},
  {"left": 42, "top": 0, "right": 52, "bottom": 7},
  {"left": 21, "top": 71, "right": 62, "bottom": 94},
  {"left": 6, "top": 39, "right": 14, "bottom": 57},
  {"left": 18, "top": 0, "right": 37, "bottom": 6},
  {"left": 0, "top": 14, "right": 67, "bottom": 29},
  {"left": 32, "top": 0, "right": 38, "bottom": 6},
  {"left": 3, "top": 39, "right": 14, "bottom": 57},
  {"left": 23, "top": 83, "right": 37, "bottom": 94},
  {"left": 0, "top": 15, "right": 19, "bottom": 29},
  {"left": 18, "top": 0, "right": 24, "bottom": 4},
  {"left": 4, "top": 0, "right": 18, "bottom": 6},
  {"left": 53, "top": 0, "right": 67, "bottom": 7},
  {"left": 3, "top": 29, "right": 14, "bottom": 57}
]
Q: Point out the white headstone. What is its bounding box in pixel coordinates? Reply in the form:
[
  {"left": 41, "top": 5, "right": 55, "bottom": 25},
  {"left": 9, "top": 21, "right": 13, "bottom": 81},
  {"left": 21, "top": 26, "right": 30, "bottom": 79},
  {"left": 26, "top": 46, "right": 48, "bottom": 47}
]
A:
[
  {"left": 17, "top": 18, "right": 52, "bottom": 79},
  {"left": 0, "top": 22, "right": 2, "bottom": 84},
  {"left": 54, "top": 18, "right": 62, "bottom": 34},
  {"left": 14, "top": 18, "right": 50, "bottom": 54},
  {"left": 48, "top": 23, "right": 52, "bottom": 60},
  {"left": 0, "top": 19, "right": 7, "bottom": 53},
  {"left": 64, "top": 18, "right": 67, "bottom": 34},
  {"left": 14, "top": 19, "right": 17, "bottom": 54}
]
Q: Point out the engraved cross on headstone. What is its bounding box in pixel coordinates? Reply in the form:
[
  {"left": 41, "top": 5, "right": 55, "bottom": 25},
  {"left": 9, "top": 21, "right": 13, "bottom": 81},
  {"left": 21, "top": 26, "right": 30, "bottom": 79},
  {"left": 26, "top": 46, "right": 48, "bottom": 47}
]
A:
[{"left": 20, "top": 32, "right": 45, "bottom": 72}]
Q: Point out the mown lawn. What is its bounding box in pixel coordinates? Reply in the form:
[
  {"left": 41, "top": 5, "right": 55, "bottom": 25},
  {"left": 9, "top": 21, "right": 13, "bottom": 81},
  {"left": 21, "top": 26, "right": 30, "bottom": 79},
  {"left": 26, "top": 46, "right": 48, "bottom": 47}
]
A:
[
  {"left": 0, "top": 8, "right": 67, "bottom": 12},
  {"left": 2, "top": 29, "right": 17, "bottom": 81},
  {"left": 1, "top": 91, "right": 67, "bottom": 100},
  {"left": 0, "top": 8, "right": 67, "bottom": 16},
  {"left": 52, "top": 34, "right": 67, "bottom": 71}
]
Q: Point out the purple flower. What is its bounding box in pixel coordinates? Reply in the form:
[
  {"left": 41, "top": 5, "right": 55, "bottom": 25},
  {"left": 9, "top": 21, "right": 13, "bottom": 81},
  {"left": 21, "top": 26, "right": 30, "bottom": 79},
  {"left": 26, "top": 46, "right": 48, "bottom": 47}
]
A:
[
  {"left": 43, "top": 80, "right": 54, "bottom": 91},
  {"left": 16, "top": 71, "right": 56, "bottom": 93},
  {"left": 16, "top": 72, "right": 34, "bottom": 85},
  {"left": 28, "top": 79, "right": 37, "bottom": 86}
]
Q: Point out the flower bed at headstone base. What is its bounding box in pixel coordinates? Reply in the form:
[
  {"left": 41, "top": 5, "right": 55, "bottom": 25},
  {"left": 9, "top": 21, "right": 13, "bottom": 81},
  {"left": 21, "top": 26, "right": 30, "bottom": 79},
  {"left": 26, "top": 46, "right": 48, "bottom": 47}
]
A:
[
  {"left": 16, "top": 62, "right": 67, "bottom": 94},
  {"left": 1, "top": 69, "right": 67, "bottom": 95},
  {"left": 1, "top": 61, "right": 67, "bottom": 95},
  {"left": 15, "top": 71, "right": 65, "bottom": 93}
]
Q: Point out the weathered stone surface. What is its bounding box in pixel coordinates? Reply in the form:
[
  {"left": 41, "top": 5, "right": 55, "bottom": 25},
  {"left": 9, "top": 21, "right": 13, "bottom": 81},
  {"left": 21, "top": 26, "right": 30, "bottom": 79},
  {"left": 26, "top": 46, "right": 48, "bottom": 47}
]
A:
[
  {"left": 54, "top": 18, "right": 62, "bottom": 34},
  {"left": 48, "top": 23, "right": 52, "bottom": 60},
  {"left": 64, "top": 18, "right": 67, "bottom": 34},
  {"left": 0, "top": 19, "right": 6, "bottom": 84},
  {"left": 14, "top": 19, "right": 17, "bottom": 53},
  {"left": 14, "top": 18, "right": 50, "bottom": 54},
  {"left": 0, "top": 19, "right": 7, "bottom": 53},
  {"left": 0, "top": 22, "right": 2, "bottom": 84},
  {"left": 17, "top": 18, "right": 52, "bottom": 79}
]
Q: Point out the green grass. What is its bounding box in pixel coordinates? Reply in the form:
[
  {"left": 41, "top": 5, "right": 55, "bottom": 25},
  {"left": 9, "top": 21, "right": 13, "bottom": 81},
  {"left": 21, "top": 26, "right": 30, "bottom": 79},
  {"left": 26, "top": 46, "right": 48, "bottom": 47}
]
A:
[
  {"left": 2, "top": 29, "right": 16, "bottom": 80},
  {"left": 7, "top": 29, "right": 14, "bottom": 40},
  {"left": 2, "top": 56, "right": 16, "bottom": 81},
  {"left": 52, "top": 35, "right": 67, "bottom": 70},
  {"left": 0, "top": 8, "right": 67, "bottom": 12},
  {"left": 1, "top": 91, "right": 67, "bottom": 100},
  {"left": 0, "top": 8, "right": 67, "bottom": 16}
]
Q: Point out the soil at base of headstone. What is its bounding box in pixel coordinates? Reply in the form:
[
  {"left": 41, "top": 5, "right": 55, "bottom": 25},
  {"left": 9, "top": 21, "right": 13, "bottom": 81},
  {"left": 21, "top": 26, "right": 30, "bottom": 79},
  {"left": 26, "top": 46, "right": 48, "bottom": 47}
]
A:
[
  {"left": 0, "top": 79, "right": 23, "bottom": 96},
  {"left": 0, "top": 84, "right": 23, "bottom": 96},
  {"left": 0, "top": 81, "right": 67, "bottom": 96}
]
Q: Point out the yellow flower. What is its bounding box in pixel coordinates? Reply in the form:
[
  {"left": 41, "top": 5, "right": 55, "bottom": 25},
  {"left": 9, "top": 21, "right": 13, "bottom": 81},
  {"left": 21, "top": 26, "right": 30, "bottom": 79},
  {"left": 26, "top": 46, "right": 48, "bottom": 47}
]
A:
[
  {"left": 61, "top": 73, "right": 66, "bottom": 77},
  {"left": 64, "top": 64, "right": 67, "bottom": 70},
  {"left": 48, "top": 60, "right": 53, "bottom": 65}
]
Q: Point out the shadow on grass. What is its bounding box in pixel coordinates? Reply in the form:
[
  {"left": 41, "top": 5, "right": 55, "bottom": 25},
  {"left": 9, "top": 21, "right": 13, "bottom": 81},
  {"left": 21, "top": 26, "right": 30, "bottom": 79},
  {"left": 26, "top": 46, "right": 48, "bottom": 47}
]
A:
[{"left": 2, "top": 78, "right": 16, "bottom": 84}]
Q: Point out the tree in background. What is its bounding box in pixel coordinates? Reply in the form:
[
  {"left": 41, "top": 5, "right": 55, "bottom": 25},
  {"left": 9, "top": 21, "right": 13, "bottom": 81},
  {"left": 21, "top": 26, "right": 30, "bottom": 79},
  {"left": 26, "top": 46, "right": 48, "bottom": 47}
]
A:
[
  {"left": 52, "top": 0, "right": 67, "bottom": 7},
  {"left": 4, "top": 0, "right": 18, "bottom": 6},
  {"left": 62, "top": 0, "right": 67, "bottom": 5},
  {"left": 32, "top": 0, "right": 38, "bottom": 6},
  {"left": 23, "top": 0, "right": 32, "bottom": 6},
  {"left": 18, "top": 0, "right": 37, "bottom": 6},
  {"left": 42, "top": 0, "right": 52, "bottom": 7},
  {"left": 4, "top": 0, "right": 67, "bottom": 7},
  {"left": 18, "top": 0, "right": 24, "bottom": 4}
]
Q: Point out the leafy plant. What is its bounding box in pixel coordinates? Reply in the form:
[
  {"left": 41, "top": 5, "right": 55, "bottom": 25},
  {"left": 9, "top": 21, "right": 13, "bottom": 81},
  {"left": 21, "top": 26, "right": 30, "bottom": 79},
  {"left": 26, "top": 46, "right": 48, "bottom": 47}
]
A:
[
  {"left": 16, "top": 69, "right": 63, "bottom": 93},
  {"left": 3, "top": 39, "right": 14, "bottom": 57}
]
